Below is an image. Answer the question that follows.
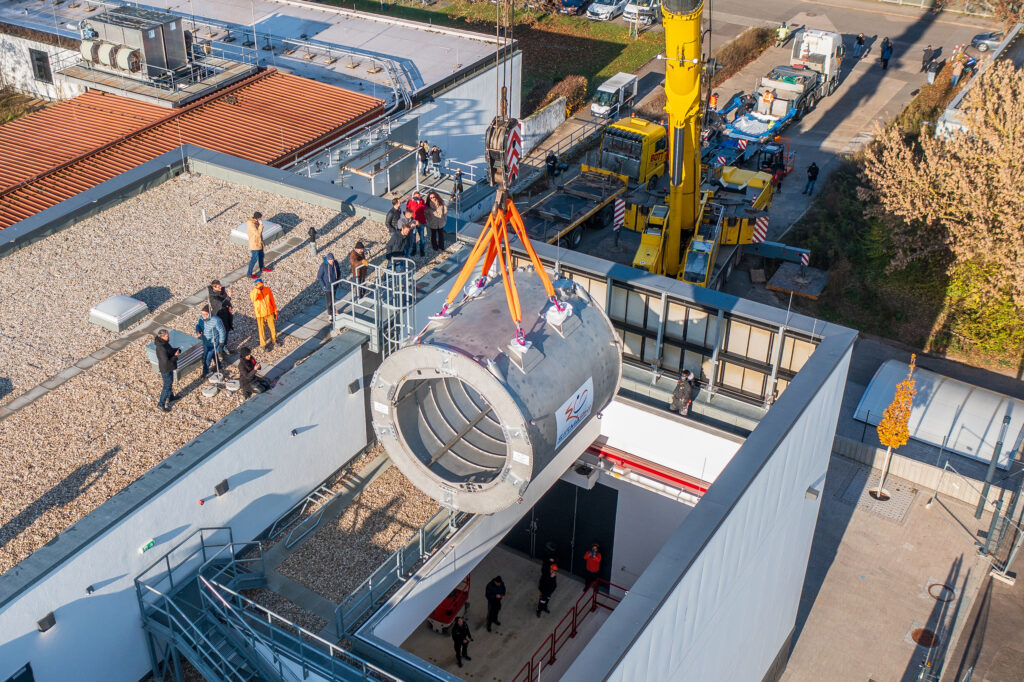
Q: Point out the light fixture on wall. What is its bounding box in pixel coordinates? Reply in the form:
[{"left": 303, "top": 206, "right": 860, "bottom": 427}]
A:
[
  {"left": 805, "top": 485, "right": 821, "bottom": 500},
  {"left": 214, "top": 479, "right": 229, "bottom": 497},
  {"left": 37, "top": 612, "right": 56, "bottom": 632}
]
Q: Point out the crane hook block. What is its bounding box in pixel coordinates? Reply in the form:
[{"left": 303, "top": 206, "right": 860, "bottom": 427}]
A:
[{"left": 485, "top": 116, "right": 520, "bottom": 187}]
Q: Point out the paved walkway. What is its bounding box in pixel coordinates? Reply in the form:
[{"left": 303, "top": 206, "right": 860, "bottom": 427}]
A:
[
  {"left": 947, "top": 571, "right": 1024, "bottom": 682},
  {"left": 782, "top": 453, "right": 994, "bottom": 682}
]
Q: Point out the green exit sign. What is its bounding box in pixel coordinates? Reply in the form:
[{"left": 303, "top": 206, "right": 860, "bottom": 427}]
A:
[{"left": 139, "top": 539, "right": 155, "bottom": 554}]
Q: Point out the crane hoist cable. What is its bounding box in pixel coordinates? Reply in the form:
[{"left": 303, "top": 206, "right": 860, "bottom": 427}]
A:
[{"left": 433, "top": 0, "right": 564, "bottom": 346}]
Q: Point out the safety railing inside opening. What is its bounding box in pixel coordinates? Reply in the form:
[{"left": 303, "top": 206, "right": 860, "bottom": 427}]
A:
[
  {"left": 512, "top": 579, "right": 627, "bottom": 682},
  {"left": 335, "top": 508, "right": 471, "bottom": 637}
]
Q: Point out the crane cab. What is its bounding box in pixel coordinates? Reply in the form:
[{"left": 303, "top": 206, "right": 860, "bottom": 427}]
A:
[
  {"left": 632, "top": 203, "right": 669, "bottom": 273},
  {"left": 597, "top": 117, "right": 668, "bottom": 189}
]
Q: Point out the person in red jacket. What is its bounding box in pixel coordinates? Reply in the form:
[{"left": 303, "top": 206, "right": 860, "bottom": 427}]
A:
[
  {"left": 405, "top": 192, "right": 427, "bottom": 257},
  {"left": 583, "top": 542, "right": 602, "bottom": 592}
]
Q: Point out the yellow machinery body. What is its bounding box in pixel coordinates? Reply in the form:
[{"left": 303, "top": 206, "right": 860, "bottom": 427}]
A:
[{"left": 592, "top": 117, "right": 668, "bottom": 188}]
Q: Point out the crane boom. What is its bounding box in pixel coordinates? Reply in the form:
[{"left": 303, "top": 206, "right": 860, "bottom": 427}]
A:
[{"left": 661, "top": 0, "right": 704, "bottom": 277}]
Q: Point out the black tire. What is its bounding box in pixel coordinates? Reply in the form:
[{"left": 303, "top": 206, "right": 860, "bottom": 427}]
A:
[
  {"left": 570, "top": 226, "right": 583, "bottom": 248},
  {"left": 646, "top": 174, "right": 658, "bottom": 190}
]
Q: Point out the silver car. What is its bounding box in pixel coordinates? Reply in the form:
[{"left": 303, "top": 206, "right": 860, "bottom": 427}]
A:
[
  {"left": 971, "top": 31, "right": 1003, "bottom": 52},
  {"left": 586, "top": 0, "right": 628, "bottom": 21}
]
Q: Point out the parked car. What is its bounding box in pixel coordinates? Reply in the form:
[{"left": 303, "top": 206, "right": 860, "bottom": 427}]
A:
[
  {"left": 558, "top": 0, "right": 591, "bottom": 14},
  {"left": 586, "top": 0, "right": 628, "bottom": 21},
  {"left": 971, "top": 31, "right": 1004, "bottom": 52},
  {"left": 622, "top": 0, "right": 660, "bottom": 25}
]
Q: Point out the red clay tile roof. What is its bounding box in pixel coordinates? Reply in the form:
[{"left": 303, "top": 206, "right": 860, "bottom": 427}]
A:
[{"left": 0, "top": 69, "right": 383, "bottom": 229}]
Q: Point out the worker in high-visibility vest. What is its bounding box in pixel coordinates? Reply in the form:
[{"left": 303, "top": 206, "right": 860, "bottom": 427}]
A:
[
  {"left": 709, "top": 92, "right": 719, "bottom": 109},
  {"left": 775, "top": 22, "right": 789, "bottom": 46},
  {"left": 762, "top": 90, "right": 776, "bottom": 108}
]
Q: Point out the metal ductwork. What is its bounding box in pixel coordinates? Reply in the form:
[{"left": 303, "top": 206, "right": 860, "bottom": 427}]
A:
[{"left": 370, "top": 270, "right": 621, "bottom": 514}]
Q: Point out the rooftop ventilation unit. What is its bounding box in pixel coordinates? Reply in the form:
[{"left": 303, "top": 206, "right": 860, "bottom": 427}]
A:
[{"left": 82, "top": 6, "right": 188, "bottom": 79}]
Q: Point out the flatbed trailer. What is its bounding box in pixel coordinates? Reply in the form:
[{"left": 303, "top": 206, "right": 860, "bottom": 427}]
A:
[{"left": 517, "top": 168, "right": 628, "bottom": 248}]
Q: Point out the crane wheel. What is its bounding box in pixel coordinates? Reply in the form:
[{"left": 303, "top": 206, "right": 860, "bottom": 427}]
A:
[
  {"left": 646, "top": 175, "right": 658, "bottom": 190},
  {"left": 570, "top": 226, "right": 583, "bottom": 248}
]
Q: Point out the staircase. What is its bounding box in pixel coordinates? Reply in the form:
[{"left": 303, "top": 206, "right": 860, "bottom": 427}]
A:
[{"left": 135, "top": 527, "right": 404, "bottom": 682}]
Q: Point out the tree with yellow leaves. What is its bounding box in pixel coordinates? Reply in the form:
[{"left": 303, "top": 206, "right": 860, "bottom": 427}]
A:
[{"left": 875, "top": 354, "right": 917, "bottom": 496}]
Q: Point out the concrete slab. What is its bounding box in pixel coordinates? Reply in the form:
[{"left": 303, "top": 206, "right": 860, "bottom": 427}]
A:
[
  {"left": 782, "top": 453, "right": 993, "bottom": 682},
  {"left": 402, "top": 545, "right": 592, "bottom": 679}
]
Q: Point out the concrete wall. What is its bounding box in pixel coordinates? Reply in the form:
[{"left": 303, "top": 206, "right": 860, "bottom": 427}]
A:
[
  {"left": 413, "top": 51, "right": 521, "bottom": 172},
  {"left": 0, "top": 32, "right": 83, "bottom": 101},
  {"left": 599, "top": 473, "right": 691, "bottom": 590},
  {"left": 0, "top": 334, "right": 370, "bottom": 682},
  {"left": 564, "top": 332, "right": 854, "bottom": 682},
  {"left": 520, "top": 96, "right": 566, "bottom": 156}
]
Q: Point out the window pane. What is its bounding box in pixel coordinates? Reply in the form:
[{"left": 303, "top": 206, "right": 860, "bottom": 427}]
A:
[
  {"left": 747, "top": 326, "right": 773, "bottom": 364},
  {"left": 682, "top": 349, "right": 704, "bottom": 380},
  {"left": 666, "top": 302, "right": 687, "bottom": 341},
  {"left": 781, "top": 336, "right": 815, "bottom": 373},
  {"left": 623, "top": 331, "right": 643, "bottom": 358},
  {"left": 625, "top": 290, "right": 645, "bottom": 327},
  {"left": 726, "top": 320, "right": 751, "bottom": 356},
  {"left": 742, "top": 367, "right": 766, "bottom": 396},
  {"left": 706, "top": 311, "right": 720, "bottom": 349},
  {"left": 720, "top": 362, "right": 744, "bottom": 391},
  {"left": 663, "top": 343, "right": 681, "bottom": 373},
  {"left": 645, "top": 294, "right": 661, "bottom": 332},
  {"left": 587, "top": 276, "right": 607, "bottom": 311},
  {"left": 686, "top": 308, "right": 708, "bottom": 346},
  {"left": 642, "top": 336, "right": 659, "bottom": 364},
  {"left": 609, "top": 285, "right": 628, "bottom": 321},
  {"left": 775, "top": 377, "right": 790, "bottom": 398}
]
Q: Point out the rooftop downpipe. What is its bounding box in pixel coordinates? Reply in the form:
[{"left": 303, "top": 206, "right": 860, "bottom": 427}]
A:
[{"left": 370, "top": 270, "right": 622, "bottom": 514}]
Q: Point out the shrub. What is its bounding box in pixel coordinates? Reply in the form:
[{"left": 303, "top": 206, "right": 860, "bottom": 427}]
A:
[
  {"left": 540, "top": 74, "right": 588, "bottom": 116},
  {"left": 710, "top": 27, "right": 773, "bottom": 88}
]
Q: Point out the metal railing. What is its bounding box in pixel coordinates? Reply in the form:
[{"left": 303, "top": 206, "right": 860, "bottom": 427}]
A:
[
  {"left": 135, "top": 527, "right": 235, "bottom": 612},
  {"left": 335, "top": 508, "right": 470, "bottom": 637},
  {"left": 330, "top": 257, "right": 416, "bottom": 356},
  {"left": 266, "top": 484, "right": 340, "bottom": 550},
  {"left": 528, "top": 116, "right": 613, "bottom": 168},
  {"left": 512, "top": 580, "right": 627, "bottom": 682},
  {"left": 201, "top": 578, "right": 402, "bottom": 682}
]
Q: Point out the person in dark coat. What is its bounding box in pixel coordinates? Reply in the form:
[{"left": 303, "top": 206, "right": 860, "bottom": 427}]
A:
[
  {"left": 349, "top": 242, "right": 369, "bottom": 298},
  {"left": 880, "top": 38, "right": 893, "bottom": 70},
  {"left": 670, "top": 369, "right": 694, "bottom": 416},
  {"left": 386, "top": 220, "right": 412, "bottom": 265},
  {"left": 803, "top": 162, "right": 819, "bottom": 195},
  {"left": 485, "top": 576, "right": 506, "bottom": 632},
  {"left": 207, "top": 280, "right": 234, "bottom": 343},
  {"left": 453, "top": 169, "right": 464, "bottom": 200},
  {"left": 317, "top": 253, "right": 343, "bottom": 320},
  {"left": 385, "top": 196, "right": 402, "bottom": 233},
  {"left": 537, "top": 564, "right": 558, "bottom": 617},
  {"left": 451, "top": 616, "right": 472, "bottom": 667},
  {"left": 154, "top": 329, "right": 180, "bottom": 412},
  {"left": 237, "top": 346, "right": 260, "bottom": 399}
]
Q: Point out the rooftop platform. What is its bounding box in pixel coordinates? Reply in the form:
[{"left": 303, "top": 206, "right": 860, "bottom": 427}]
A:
[
  {"left": 0, "top": 168, "right": 454, "bottom": 575},
  {"left": 0, "top": 0, "right": 501, "bottom": 97},
  {"left": 58, "top": 56, "right": 259, "bottom": 108}
]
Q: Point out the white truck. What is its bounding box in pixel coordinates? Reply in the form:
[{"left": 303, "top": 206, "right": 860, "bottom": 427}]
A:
[
  {"left": 591, "top": 72, "right": 638, "bottom": 119},
  {"left": 788, "top": 28, "right": 844, "bottom": 96}
]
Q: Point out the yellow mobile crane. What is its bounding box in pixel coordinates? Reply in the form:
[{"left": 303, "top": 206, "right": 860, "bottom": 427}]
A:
[
  {"left": 631, "top": 0, "right": 809, "bottom": 287},
  {"left": 633, "top": 0, "right": 706, "bottom": 278}
]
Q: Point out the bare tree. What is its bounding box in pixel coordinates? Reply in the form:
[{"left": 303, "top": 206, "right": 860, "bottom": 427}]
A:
[{"left": 862, "top": 61, "right": 1024, "bottom": 307}]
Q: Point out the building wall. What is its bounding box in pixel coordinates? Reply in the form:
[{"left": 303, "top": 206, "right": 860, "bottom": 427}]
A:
[
  {"left": 413, "top": 51, "right": 522, "bottom": 173},
  {"left": 520, "top": 96, "right": 566, "bottom": 156},
  {"left": 599, "top": 473, "right": 692, "bottom": 590},
  {"left": 0, "top": 335, "right": 370, "bottom": 682},
  {"left": 0, "top": 32, "right": 83, "bottom": 101},
  {"left": 565, "top": 339, "right": 853, "bottom": 682}
]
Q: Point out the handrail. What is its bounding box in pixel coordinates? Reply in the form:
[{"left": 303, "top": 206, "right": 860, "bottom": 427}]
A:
[
  {"left": 334, "top": 508, "right": 469, "bottom": 637},
  {"left": 199, "top": 540, "right": 265, "bottom": 586},
  {"left": 136, "top": 581, "right": 250, "bottom": 682},
  {"left": 201, "top": 578, "right": 402, "bottom": 682},
  {"left": 512, "top": 579, "right": 625, "bottom": 682},
  {"left": 135, "top": 527, "right": 233, "bottom": 610}
]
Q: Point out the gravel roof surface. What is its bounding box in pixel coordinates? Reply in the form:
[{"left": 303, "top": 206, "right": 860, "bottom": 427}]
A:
[
  {"left": 277, "top": 466, "right": 440, "bottom": 604},
  {"left": 0, "top": 173, "right": 452, "bottom": 575},
  {"left": 241, "top": 588, "right": 328, "bottom": 634}
]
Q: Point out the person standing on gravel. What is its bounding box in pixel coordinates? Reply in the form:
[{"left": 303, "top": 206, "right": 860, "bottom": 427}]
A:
[
  {"left": 451, "top": 616, "right": 472, "bottom": 668},
  {"left": 247, "top": 211, "right": 272, "bottom": 279},
  {"left": 250, "top": 278, "right": 278, "bottom": 349},
  {"left": 485, "top": 576, "right": 506, "bottom": 632},
  {"left": 237, "top": 346, "right": 260, "bottom": 399},
  {"left": 317, "top": 252, "right": 343, "bottom": 321},
  {"left": 207, "top": 280, "right": 233, "bottom": 348},
  {"left": 154, "top": 329, "right": 180, "bottom": 412},
  {"left": 195, "top": 305, "right": 226, "bottom": 377},
  {"left": 385, "top": 196, "right": 402, "bottom": 234}
]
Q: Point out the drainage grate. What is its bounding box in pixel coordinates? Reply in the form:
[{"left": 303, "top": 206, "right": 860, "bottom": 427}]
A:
[{"left": 840, "top": 468, "right": 918, "bottom": 524}]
